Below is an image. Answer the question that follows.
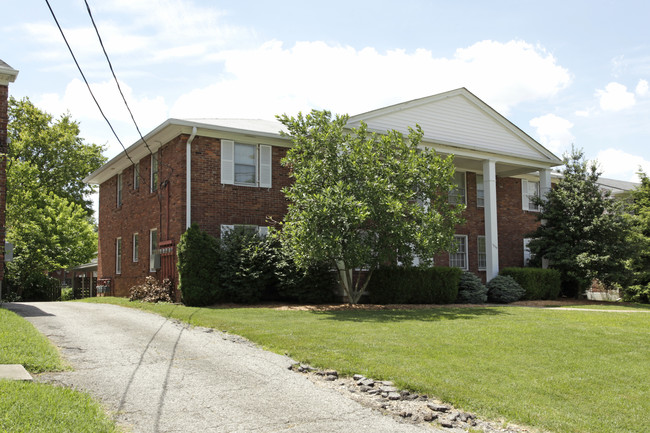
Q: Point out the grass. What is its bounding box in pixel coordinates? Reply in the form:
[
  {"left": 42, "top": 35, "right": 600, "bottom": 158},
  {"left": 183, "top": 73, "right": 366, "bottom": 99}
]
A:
[
  {"left": 84, "top": 297, "right": 650, "bottom": 433},
  {"left": 556, "top": 302, "right": 650, "bottom": 311},
  {"left": 0, "top": 307, "right": 119, "bottom": 433}
]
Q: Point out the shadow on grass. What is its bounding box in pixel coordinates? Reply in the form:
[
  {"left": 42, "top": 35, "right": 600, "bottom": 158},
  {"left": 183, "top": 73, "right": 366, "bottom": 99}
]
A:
[{"left": 311, "top": 306, "right": 507, "bottom": 322}]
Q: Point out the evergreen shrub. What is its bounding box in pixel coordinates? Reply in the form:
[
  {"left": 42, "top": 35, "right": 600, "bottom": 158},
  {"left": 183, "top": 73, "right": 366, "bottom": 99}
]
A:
[
  {"left": 177, "top": 223, "right": 222, "bottom": 306},
  {"left": 500, "top": 267, "right": 561, "bottom": 300},
  {"left": 456, "top": 271, "right": 488, "bottom": 304},
  {"left": 487, "top": 275, "right": 525, "bottom": 303},
  {"left": 368, "top": 266, "right": 461, "bottom": 304},
  {"left": 621, "top": 284, "right": 650, "bottom": 304}
]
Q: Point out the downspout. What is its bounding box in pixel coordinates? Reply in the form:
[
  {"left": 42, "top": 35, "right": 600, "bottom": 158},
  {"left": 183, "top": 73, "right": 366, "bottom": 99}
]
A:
[{"left": 186, "top": 127, "right": 197, "bottom": 230}]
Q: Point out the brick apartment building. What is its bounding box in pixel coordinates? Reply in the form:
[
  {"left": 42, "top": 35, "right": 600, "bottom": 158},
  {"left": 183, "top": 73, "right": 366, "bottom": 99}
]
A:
[
  {"left": 0, "top": 60, "right": 19, "bottom": 295},
  {"left": 85, "top": 88, "right": 562, "bottom": 297}
]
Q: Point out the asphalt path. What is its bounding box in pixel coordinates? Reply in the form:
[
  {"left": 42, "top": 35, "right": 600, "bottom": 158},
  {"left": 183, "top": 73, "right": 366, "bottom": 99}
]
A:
[{"left": 7, "top": 302, "right": 440, "bottom": 433}]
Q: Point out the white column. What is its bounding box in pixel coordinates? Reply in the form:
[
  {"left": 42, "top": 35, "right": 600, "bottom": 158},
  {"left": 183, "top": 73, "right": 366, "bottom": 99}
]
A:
[
  {"left": 539, "top": 168, "right": 551, "bottom": 269},
  {"left": 483, "top": 160, "right": 499, "bottom": 281}
]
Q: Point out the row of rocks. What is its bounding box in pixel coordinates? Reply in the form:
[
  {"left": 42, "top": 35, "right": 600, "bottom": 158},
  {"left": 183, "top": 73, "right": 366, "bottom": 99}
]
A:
[{"left": 292, "top": 364, "right": 539, "bottom": 433}]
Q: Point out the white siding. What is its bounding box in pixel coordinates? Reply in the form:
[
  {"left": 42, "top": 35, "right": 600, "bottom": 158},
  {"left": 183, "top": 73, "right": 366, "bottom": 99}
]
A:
[{"left": 360, "top": 94, "right": 542, "bottom": 160}]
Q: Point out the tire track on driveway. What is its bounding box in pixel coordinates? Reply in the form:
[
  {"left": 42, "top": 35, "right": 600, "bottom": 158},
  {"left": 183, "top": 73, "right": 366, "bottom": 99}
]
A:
[{"left": 7, "top": 302, "right": 442, "bottom": 433}]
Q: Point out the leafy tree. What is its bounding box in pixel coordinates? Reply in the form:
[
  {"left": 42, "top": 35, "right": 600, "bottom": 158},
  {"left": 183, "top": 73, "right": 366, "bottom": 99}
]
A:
[
  {"left": 8, "top": 96, "right": 106, "bottom": 215},
  {"left": 627, "top": 170, "right": 650, "bottom": 286},
  {"left": 527, "top": 148, "right": 635, "bottom": 296},
  {"left": 277, "top": 110, "right": 464, "bottom": 303}
]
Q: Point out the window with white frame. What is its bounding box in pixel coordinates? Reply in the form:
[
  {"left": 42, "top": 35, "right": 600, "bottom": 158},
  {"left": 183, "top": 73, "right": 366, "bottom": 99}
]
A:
[
  {"left": 477, "top": 235, "right": 487, "bottom": 270},
  {"left": 117, "top": 173, "right": 123, "bottom": 207},
  {"left": 149, "top": 228, "right": 158, "bottom": 272},
  {"left": 151, "top": 153, "right": 159, "bottom": 192},
  {"left": 116, "top": 238, "right": 122, "bottom": 274},
  {"left": 133, "top": 233, "right": 139, "bottom": 262},
  {"left": 522, "top": 180, "right": 540, "bottom": 211},
  {"left": 476, "top": 175, "right": 485, "bottom": 207},
  {"left": 220, "top": 224, "right": 268, "bottom": 238},
  {"left": 134, "top": 161, "right": 140, "bottom": 189},
  {"left": 449, "top": 172, "right": 466, "bottom": 205},
  {"left": 523, "top": 238, "right": 533, "bottom": 266},
  {"left": 220, "top": 140, "right": 272, "bottom": 188},
  {"left": 449, "top": 235, "right": 468, "bottom": 270}
]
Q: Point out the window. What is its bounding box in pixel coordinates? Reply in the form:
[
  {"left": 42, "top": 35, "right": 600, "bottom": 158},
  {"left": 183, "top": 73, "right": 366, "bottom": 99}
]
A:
[
  {"left": 149, "top": 228, "right": 158, "bottom": 272},
  {"left": 221, "top": 140, "right": 272, "bottom": 187},
  {"left": 449, "top": 235, "right": 468, "bottom": 270},
  {"left": 134, "top": 162, "right": 140, "bottom": 189},
  {"left": 116, "top": 238, "right": 122, "bottom": 274},
  {"left": 477, "top": 236, "right": 487, "bottom": 270},
  {"left": 151, "top": 153, "right": 159, "bottom": 192},
  {"left": 133, "top": 233, "right": 139, "bottom": 262},
  {"left": 220, "top": 224, "right": 268, "bottom": 238},
  {"left": 117, "top": 173, "right": 123, "bottom": 206},
  {"left": 522, "top": 180, "right": 540, "bottom": 211},
  {"left": 523, "top": 238, "right": 533, "bottom": 266},
  {"left": 476, "top": 175, "right": 484, "bottom": 207},
  {"left": 449, "top": 172, "right": 466, "bottom": 205}
]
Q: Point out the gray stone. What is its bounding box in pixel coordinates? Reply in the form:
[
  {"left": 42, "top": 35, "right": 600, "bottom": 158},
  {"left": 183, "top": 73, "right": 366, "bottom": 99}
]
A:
[
  {"left": 324, "top": 375, "right": 336, "bottom": 381},
  {"left": 387, "top": 392, "right": 401, "bottom": 400},
  {"left": 439, "top": 420, "right": 454, "bottom": 428},
  {"left": 353, "top": 374, "right": 364, "bottom": 381},
  {"left": 324, "top": 369, "right": 338, "bottom": 378},
  {"left": 423, "top": 413, "right": 438, "bottom": 422},
  {"left": 358, "top": 378, "right": 374, "bottom": 387},
  {"left": 427, "top": 403, "right": 451, "bottom": 412},
  {"left": 379, "top": 385, "right": 398, "bottom": 393},
  {"left": 359, "top": 385, "right": 371, "bottom": 392},
  {"left": 367, "top": 389, "right": 381, "bottom": 395},
  {"left": 381, "top": 380, "right": 394, "bottom": 386}
]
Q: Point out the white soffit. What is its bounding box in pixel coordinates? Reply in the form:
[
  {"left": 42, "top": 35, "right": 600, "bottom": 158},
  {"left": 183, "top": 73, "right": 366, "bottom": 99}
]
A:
[{"left": 348, "top": 88, "right": 561, "bottom": 164}]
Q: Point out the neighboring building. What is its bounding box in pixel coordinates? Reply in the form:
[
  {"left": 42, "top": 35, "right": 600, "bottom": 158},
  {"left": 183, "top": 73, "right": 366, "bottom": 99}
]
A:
[
  {"left": 0, "top": 60, "right": 19, "bottom": 297},
  {"left": 85, "top": 88, "right": 563, "bottom": 297}
]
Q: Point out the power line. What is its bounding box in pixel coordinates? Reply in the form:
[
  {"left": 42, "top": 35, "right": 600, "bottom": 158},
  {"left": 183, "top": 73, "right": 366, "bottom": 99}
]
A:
[
  {"left": 44, "top": 0, "right": 136, "bottom": 167},
  {"left": 83, "top": 0, "right": 154, "bottom": 156}
]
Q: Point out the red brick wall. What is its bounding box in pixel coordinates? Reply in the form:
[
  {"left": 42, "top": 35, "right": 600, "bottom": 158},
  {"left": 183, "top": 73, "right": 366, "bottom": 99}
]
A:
[
  {"left": 98, "top": 131, "right": 542, "bottom": 295},
  {"left": 0, "top": 84, "right": 8, "bottom": 279},
  {"left": 98, "top": 136, "right": 188, "bottom": 296},
  {"left": 435, "top": 172, "right": 540, "bottom": 279}
]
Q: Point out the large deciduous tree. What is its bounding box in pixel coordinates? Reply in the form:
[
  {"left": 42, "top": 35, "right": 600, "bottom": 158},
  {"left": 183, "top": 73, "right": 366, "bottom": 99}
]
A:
[
  {"left": 277, "top": 110, "right": 464, "bottom": 303},
  {"left": 527, "top": 147, "right": 634, "bottom": 297},
  {"left": 4, "top": 98, "right": 105, "bottom": 300},
  {"left": 8, "top": 96, "right": 106, "bottom": 214}
]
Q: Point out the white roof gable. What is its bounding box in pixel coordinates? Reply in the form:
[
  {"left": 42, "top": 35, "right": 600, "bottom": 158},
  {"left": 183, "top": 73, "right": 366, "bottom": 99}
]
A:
[{"left": 347, "top": 88, "right": 561, "bottom": 165}]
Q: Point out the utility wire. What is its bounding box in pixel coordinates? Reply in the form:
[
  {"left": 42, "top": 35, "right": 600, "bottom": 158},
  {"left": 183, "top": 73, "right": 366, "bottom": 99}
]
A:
[
  {"left": 83, "top": 0, "right": 154, "bottom": 156},
  {"left": 44, "top": 0, "right": 136, "bottom": 167}
]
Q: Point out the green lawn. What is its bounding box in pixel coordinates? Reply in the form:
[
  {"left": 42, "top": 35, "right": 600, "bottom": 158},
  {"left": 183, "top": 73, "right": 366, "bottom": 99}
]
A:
[
  {"left": 0, "top": 307, "right": 119, "bottom": 433},
  {"left": 84, "top": 297, "right": 649, "bottom": 433}
]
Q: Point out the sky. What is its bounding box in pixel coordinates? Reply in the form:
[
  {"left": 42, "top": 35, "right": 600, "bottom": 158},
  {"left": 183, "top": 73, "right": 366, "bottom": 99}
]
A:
[{"left": 3, "top": 0, "right": 650, "bottom": 183}]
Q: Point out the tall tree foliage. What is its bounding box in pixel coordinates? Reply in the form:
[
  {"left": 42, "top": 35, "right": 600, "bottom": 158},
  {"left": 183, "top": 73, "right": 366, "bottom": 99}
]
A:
[
  {"left": 8, "top": 97, "right": 106, "bottom": 214},
  {"left": 527, "top": 148, "right": 634, "bottom": 296},
  {"left": 4, "top": 98, "right": 105, "bottom": 299},
  {"left": 277, "top": 110, "right": 464, "bottom": 303},
  {"left": 627, "top": 171, "right": 650, "bottom": 285}
]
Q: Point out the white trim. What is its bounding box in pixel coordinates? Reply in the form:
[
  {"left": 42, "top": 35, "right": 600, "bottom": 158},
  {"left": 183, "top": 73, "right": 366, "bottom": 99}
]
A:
[
  {"left": 450, "top": 235, "right": 468, "bottom": 270},
  {"left": 220, "top": 224, "right": 234, "bottom": 238},
  {"left": 477, "top": 235, "right": 487, "bottom": 271},
  {"left": 259, "top": 145, "right": 272, "bottom": 188},
  {"left": 522, "top": 179, "right": 540, "bottom": 212},
  {"left": 132, "top": 233, "right": 139, "bottom": 262},
  {"left": 449, "top": 171, "right": 467, "bottom": 205},
  {"left": 476, "top": 174, "right": 484, "bottom": 207},
  {"left": 483, "top": 159, "right": 499, "bottom": 280},
  {"left": 149, "top": 228, "right": 158, "bottom": 272},
  {"left": 133, "top": 161, "right": 140, "bottom": 189},
  {"left": 221, "top": 140, "right": 235, "bottom": 185},
  {"left": 186, "top": 127, "right": 197, "bottom": 229},
  {"left": 523, "top": 238, "right": 532, "bottom": 266},
  {"left": 116, "top": 237, "right": 122, "bottom": 274}
]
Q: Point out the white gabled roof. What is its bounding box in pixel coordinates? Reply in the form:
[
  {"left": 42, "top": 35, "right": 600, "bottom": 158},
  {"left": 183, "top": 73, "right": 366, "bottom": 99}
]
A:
[{"left": 347, "top": 88, "right": 562, "bottom": 167}]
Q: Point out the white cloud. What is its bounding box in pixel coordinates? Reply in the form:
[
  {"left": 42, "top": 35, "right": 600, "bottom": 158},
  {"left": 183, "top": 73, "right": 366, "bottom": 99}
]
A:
[
  {"left": 171, "top": 39, "right": 571, "bottom": 119},
  {"left": 636, "top": 79, "right": 649, "bottom": 97},
  {"left": 596, "top": 82, "right": 636, "bottom": 111},
  {"left": 595, "top": 148, "right": 650, "bottom": 181},
  {"left": 36, "top": 78, "right": 168, "bottom": 156},
  {"left": 529, "top": 114, "right": 575, "bottom": 154}
]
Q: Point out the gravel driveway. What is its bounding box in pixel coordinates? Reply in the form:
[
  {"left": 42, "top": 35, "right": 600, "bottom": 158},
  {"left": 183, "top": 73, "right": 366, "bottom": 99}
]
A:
[{"left": 7, "top": 302, "right": 440, "bottom": 433}]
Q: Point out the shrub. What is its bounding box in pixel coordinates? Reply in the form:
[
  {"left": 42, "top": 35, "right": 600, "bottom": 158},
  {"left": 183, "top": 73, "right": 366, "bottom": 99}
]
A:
[
  {"left": 456, "top": 271, "right": 488, "bottom": 304},
  {"left": 129, "top": 277, "right": 173, "bottom": 303},
  {"left": 4, "top": 263, "right": 61, "bottom": 301},
  {"left": 621, "top": 284, "right": 650, "bottom": 304},
  {"left": 275, "top": 256, "right": 336, "bottom": 304},
  {"left": 368, "top": 266, "right": 461, "bottom": 304},
  {"left": 500, "top": 267, "right": 561, "bottom": 300},
  {"left": 177, "top": 223, "right": 222, "bottom": 307},
  {"left": 487, "top": 275, "right": 525, "bottom": 303},
  {"left": 60, "top": 287, "right": 74, "bottom": 301}
]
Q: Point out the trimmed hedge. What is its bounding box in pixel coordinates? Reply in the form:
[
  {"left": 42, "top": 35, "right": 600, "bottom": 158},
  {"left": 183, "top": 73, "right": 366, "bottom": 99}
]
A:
[
  {"left": 368, "top": 266, "right": 461, "bottom": 304},
  {"left": 500, "top": 267, "right": 561, "bottom": 300}
]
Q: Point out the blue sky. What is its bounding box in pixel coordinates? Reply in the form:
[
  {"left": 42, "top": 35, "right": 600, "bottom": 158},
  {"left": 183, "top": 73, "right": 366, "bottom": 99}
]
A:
[{"left": 3, "top": 0, "right": 650, "bottom": 182}]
